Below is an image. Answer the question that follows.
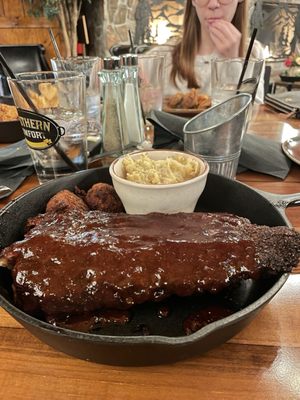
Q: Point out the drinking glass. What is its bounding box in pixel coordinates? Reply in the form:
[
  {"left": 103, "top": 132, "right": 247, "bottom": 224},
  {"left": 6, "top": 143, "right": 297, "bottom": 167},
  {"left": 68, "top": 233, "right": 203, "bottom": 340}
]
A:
[
  {"left": 8, "top": 71, "right": 88, "bottom": 184},
  {"left": 51, "top": 56, "right": 102, "bottom": 142},
  {"left": 138, "top": 54, "right": 165, "bottom": 116},
  {"left": 211, "top": 58, "right": 264, "bottom": 105}
]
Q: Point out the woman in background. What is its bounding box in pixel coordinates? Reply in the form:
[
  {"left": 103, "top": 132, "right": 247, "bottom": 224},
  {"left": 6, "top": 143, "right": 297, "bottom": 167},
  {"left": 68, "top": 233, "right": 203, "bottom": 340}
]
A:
[{"left": 152, "top": 0, "right": 264, "bottom": 102}]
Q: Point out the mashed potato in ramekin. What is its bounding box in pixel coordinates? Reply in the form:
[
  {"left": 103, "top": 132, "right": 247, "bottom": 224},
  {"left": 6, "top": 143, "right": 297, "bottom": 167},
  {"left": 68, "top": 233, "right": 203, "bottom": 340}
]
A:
[
  {"left": 122, "top": 153, "right": 204, "bottom": 185},
  {"left": 109, "top": 150, "right": 209, "bottom": 214}
]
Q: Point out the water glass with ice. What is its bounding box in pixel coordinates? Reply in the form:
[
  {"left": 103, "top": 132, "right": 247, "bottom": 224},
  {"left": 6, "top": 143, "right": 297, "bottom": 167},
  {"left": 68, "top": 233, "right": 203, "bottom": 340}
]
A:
[{"left": 8, "top": 71, "right": 88, "bottom": 183}]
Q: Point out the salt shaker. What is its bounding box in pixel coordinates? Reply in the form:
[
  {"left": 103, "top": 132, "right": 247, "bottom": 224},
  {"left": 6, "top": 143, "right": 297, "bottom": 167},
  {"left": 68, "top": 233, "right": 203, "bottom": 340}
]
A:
[
  {"left": 98, "top": 57, "right": 129, "bottom": 155},
  {"left": 121, "top": 54, "right": 145, "bottom": 147}
]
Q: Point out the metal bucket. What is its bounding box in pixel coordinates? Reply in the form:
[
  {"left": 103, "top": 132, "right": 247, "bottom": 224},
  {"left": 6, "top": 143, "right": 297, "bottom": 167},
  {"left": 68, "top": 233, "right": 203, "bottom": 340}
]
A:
[{"left": 183, "top": 93, "right": 252, "bottom": 179}]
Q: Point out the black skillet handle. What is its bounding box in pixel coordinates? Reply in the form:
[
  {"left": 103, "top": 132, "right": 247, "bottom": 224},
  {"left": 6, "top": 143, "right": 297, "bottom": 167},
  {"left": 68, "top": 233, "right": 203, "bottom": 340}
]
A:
[{"left": 256, "top": 189, "right": 300, "bottom": 224}]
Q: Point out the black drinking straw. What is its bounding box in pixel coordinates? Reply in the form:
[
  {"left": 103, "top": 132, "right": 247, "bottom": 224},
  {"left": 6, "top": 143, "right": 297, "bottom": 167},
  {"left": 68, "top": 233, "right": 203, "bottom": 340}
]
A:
[
  {"left": 0, "top": 52, "right": 79, "bottom": 171},
  {"left": 128, "top": 29, "right": 134, "bottom": 53},
  {"left": 236, "top": 28, "right": 257, "bottom": 93}
]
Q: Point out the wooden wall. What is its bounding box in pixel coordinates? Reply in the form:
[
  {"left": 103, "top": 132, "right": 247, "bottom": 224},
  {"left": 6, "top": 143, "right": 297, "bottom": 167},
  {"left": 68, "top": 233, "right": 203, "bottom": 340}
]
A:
[{"left": 0, "top": 0, "right": 66, "bottom": 62}]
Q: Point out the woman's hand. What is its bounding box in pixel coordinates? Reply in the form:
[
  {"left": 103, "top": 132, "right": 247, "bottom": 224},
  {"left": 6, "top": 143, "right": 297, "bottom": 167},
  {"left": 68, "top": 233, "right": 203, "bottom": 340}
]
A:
[{"left": 208, "top": 19, "right": 241, "bottom": 57}]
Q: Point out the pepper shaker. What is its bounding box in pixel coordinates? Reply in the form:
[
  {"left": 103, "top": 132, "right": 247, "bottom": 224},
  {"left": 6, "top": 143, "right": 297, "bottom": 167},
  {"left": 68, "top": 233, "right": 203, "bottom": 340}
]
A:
[{"left": 98, "top": 56, "right": 129, "bottom": 155}]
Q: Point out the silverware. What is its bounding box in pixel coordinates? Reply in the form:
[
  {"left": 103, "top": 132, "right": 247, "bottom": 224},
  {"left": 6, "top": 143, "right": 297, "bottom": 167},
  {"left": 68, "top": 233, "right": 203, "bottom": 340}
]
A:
[
  {"left": 282, "top": 136, "right": 300, "bottom": 164},
  {"left": 0, "top": 185, "right": 12, "bottom": 196}
]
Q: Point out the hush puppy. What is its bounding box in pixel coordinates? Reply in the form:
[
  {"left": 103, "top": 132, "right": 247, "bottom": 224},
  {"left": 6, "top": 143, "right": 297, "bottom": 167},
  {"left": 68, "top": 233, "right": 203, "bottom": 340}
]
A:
[
  {"left": 46, "top": 190, "right": 89, "bottom": 213},
  {"left": 85, "top": 183, "right": 124, "bottom": 213}
]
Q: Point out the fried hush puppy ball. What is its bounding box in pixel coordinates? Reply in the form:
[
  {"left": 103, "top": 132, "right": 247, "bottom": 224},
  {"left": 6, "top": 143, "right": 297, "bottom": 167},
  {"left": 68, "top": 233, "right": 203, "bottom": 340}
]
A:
[
  {"left": 46, "top": 190, "right": 89, "bottom": 213},
  {"left": 85, "top": 183, "right": 124, "bottom": 213}
]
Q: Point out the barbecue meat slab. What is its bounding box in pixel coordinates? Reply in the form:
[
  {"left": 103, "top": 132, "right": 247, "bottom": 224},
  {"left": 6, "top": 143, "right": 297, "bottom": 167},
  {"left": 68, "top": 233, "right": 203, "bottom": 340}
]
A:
[{"left": 1, "top": 211, "right": 300, "bottom": 320}]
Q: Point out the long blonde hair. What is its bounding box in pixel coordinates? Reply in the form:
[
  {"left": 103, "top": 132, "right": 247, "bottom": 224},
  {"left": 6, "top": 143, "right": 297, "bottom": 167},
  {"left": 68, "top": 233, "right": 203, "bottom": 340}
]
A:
[{"left": 171, "top": 0, "right": 249, "bottom": 88}]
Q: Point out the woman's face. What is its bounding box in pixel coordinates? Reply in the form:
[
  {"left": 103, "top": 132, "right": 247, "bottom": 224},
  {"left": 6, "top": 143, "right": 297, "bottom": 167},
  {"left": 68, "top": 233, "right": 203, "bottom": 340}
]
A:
[{"left": 192, "top": 0, "right": 240, "bottom": 30}]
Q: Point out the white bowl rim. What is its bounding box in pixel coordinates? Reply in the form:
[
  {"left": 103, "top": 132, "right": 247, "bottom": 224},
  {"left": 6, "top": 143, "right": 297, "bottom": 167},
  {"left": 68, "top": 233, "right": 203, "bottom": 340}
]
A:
[{"left": 109, "top": 149, "right": 209, "bottom": 189}]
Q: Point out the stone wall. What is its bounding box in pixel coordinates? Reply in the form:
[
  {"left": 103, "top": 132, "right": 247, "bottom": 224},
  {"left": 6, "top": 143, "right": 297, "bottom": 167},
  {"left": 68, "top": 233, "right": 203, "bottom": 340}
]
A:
[
  {"left": 84, "top": 0, "right": 300, "bottom": 59},
  {"left": 104, "top": 0, "right": 139, "bottom": 54},
  {"left": 103, "top": 0, "right": 184, "bottom": 55}
]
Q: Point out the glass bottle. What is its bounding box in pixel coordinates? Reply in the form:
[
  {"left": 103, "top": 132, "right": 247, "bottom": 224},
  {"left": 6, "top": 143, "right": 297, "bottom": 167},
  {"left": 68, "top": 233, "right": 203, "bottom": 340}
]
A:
[
  {"left": 121, "top": 54, "right": 145, "bottom": 148},
  {"left": 98, "top": 56, "right": 129, "bottom": 155}
]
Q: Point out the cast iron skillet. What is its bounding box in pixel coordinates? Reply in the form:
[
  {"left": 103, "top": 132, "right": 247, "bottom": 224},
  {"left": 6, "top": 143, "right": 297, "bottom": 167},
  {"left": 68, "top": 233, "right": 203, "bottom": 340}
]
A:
[{"left": 0, "top": 168, "right": 299, "bottom": 366}]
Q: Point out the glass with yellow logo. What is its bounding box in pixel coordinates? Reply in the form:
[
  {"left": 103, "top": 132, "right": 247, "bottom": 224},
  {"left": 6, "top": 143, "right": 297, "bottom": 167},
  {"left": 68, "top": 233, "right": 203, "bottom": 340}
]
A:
[{"left": 8, "top": 71, "right": 87, "bottom": 183}]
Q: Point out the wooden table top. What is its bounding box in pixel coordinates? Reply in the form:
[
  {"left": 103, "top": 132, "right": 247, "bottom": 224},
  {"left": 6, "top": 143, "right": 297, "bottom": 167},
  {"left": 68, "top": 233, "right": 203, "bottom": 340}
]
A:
[{"left": 1, "top": 104, "right": 300, "bottom": 400}]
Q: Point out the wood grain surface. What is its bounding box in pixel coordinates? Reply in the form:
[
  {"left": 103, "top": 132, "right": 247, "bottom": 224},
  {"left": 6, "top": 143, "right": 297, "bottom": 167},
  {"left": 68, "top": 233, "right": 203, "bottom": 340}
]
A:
[
  {"left": 1, "top": 104, "right": 300, "bottom": 400},
  {"left": 0, "top": 0, "right": 66, "bottom": 60}
]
